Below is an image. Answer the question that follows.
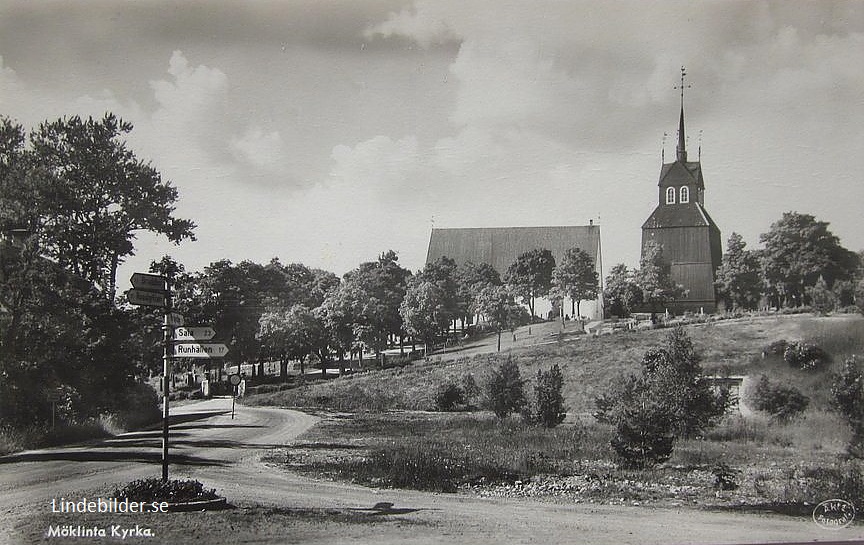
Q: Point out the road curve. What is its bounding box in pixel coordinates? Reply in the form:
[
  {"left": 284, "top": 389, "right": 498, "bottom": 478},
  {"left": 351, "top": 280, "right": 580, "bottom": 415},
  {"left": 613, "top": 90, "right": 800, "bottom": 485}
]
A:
[{"left": 2, "top": 399, "right": 863, "bottom": 545}]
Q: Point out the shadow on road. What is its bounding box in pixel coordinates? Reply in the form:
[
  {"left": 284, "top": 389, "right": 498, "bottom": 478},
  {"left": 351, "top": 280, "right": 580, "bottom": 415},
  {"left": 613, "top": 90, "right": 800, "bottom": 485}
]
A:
[
  {"left": 0, "top": 449, "right": 226, "bottom": 466},
  {"left": 347, "top": 501, "right": 426, "bottom": 516}
]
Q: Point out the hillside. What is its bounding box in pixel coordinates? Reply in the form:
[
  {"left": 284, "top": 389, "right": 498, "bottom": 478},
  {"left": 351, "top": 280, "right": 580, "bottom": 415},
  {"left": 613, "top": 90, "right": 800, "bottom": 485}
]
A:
[{"left": 246, "top": 313, "right": 864, "bottom": 418}]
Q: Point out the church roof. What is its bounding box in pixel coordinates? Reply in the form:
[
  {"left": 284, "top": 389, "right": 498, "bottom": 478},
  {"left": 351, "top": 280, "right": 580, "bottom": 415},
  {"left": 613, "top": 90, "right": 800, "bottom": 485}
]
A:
[
  {"left": 642, "top": 202, "right": 719, "bottom": 230},
  {"left": 658, "top": 160, "right": 704, "bottom": 189},
  {"left": 426, "top": 225, "right": 601, "bottom": 273}
]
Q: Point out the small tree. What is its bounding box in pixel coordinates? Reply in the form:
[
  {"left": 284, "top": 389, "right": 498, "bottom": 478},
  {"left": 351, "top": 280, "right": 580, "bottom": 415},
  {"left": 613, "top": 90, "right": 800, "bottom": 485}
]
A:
[
  {"left": 525, "top": 364, "right": 567, "bottom": 427},
  {"left": 485, "top": 357, "right": 526, "bottom": 418},
  {"left": 807, "top": 276, "right": 837, "bottom": 315},
  {"left": 603, "top": 263, "right": 641, "bottom": 318},
  {"left": 831, "top": 357, "right": 864, "bottom": 457},
  {"left": 749, "top": 375, "right": 809, "bottom": 421},
  {"left": 504, "top": 249, "right": 555, "bottom": 318},
  {"left": 551, "top": 247, "right": 598, "bottom": 318},
  {"left": 637, "top": 241, "right": 685, "bottom": 313},
  {"left": 714, "top": 232, "right": 762, "bottom": 311},
  {"left": 474, "top": 285, "right": 524, "bottom": 352}
]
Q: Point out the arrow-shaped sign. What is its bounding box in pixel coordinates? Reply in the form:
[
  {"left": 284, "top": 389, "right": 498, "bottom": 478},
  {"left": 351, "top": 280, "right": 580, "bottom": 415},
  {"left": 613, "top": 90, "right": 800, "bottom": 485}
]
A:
[
  {"left": 130, "top": 273, "right": 167, "bottom": 292},
  {"left": 173, "top": 326, "right": 216, "bottom": 341},
  {"left": 172, "top": 343, "right": 229, "bottom": 359},
  {"left": 127, "top": 289, "right": 166, "bottom": 308}
]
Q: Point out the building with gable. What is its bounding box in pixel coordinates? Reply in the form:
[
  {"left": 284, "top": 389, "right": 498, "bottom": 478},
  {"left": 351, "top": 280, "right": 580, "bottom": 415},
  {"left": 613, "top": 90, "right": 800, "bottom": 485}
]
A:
[
  {"left": 641, "top": 69, "right": 722, "bottom": 314},
  {"left": 426, "top": 224, "right": 603, "bottom": 319}
]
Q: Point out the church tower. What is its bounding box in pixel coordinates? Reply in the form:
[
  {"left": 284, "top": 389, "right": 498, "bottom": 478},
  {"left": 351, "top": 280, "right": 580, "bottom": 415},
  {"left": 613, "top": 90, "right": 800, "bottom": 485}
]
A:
[{"left": 641, "top": 67, "right": 722, "bottom": 313}]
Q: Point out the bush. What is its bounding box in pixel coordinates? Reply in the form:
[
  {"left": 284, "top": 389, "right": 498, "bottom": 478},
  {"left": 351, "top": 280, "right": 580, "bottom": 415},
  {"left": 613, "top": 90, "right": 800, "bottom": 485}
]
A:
[
  {"left": 435, "top": 381, "right": 466, "bottom": 411},
  {"left": 831, "top": 357, "right": 864, "bottom": 457},
  {"left": 763, "top": 339, "right": 788, "bottom": 357},
  {"left": 524, "top": 364, "right": 567, "bottom": 428},
  {"left": 609, "top": 395, "right": 675, "bottom": 469},
  {"left": 784, "top": 341, "right": 830, "bottom": 371},
  {"left": 749, "top": 375, "right": 809, "bottom": 421},
  {"left": 485, "top": 357, "right": 526, "bottom": 418},
  {"left": 114, "top": 478, "right": 219, "bottom": 503},
  {"left": 460, "top": 373, "right": 480, "bottom": 408}
]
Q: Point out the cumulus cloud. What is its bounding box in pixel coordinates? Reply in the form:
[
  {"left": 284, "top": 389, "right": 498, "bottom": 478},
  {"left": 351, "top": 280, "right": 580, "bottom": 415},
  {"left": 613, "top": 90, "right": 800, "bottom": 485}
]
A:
[{"left": 229, "top": 126, "right": 287, "bottom": 173}]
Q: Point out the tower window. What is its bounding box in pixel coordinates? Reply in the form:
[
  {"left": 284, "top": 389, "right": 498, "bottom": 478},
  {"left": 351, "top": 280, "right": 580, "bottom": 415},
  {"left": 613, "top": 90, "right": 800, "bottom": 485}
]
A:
[
  {"left": 680, "top": 186, "right": 690, "bottom": 203},
  {"left": 666, "top": 187, "right": 676, "bottom": 204}
]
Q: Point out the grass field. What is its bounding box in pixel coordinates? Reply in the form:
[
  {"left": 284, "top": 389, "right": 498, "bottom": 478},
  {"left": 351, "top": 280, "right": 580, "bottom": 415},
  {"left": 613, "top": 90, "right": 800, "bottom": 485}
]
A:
[{"left": 249, "top": 313, "right": 864, "bottom": 513}]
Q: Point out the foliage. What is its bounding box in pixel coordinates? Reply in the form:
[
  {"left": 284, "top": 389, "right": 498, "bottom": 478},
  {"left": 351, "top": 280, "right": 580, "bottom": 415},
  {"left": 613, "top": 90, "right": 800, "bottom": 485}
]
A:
[
  {"left": 257, "top": 304, "right": 326, "bottom": 375},
  {"left": 857, "top": 278, "right": 864, "bottom": 316},
  {"left": 783, "top": 341, "right": 829, "bottom": 371},
  {"left": 473, "top": 285, "right": 524, "bottom": 351},
  {"left": 454, "top": 261, "right": 501, "bottom": 319},
  {"left": 806, "top": 276, "right": 837, "bottom": 315},
  {"left": 603, "top": 263, "right": 641, "bottom": 318},
  {"left": 550, "top": 247, "right": 598, "bottom": 318},
  {"left": 485, "top": 357, "right": 526, "bottom": 418},
  {"left": 831, "top": 357, "right": 864, "bottom": 457},
  {"left": 759, "top": 212, "right": 858, "bottom": 308},
  {"left": 636, "top": 240, "right": 685, "bottom": 312},
  {"left": 749, "top": 375, "right": 809, "bottom": 421},
  {"left": 504, "top": 248, "right": 555, "bottom": 317},
  {"left": 400, "top": 277, "right": 450, "bottom": 347},
  {"left": 595, "top": 327, "right": 727, "bottom": 468},
  {"left": 714, "top": 232, "right": 762, "bottom": 311},
  {"left": 114, "top": 478, "right": 219, "bottom": 503},
  {"left": 435, "top": 381, "right": 466, "bottom": 411},
  {"left": 28, "top": 114, "right": 195, "bottom": 299},
  {"left": 523, "top": 364, "right": 567, "bottom": 428}
]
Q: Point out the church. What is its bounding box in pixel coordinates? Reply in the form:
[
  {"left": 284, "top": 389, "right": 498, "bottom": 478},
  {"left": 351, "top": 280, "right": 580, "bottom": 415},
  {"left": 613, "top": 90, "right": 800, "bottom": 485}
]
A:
[
  {"left": 426, "top": 224, "right": 604, "bottom": 320},
  {"left": 641, "top": 68, "right": 723, "bottom": 314}
]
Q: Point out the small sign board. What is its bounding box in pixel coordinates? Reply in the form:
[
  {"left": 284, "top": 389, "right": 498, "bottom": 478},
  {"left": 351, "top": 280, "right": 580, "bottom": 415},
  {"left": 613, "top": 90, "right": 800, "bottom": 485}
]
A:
[
  {"left": 130, "top": 273, "right": 167, "bottom": 292},
  {"left": 229, "top": 374, "right": 242, "bottom": 386},
  {"left": 172, "top": 343, "right": 229, "bottom": 358},
  {"left": 166, "top": 312, "right": 184, "bottom": 327},
  {"left": 173, "top": 326, "right": 216, "bottom": 341},
  {"left": 128, "top": 288, "right": 166, "bottom": 308}
]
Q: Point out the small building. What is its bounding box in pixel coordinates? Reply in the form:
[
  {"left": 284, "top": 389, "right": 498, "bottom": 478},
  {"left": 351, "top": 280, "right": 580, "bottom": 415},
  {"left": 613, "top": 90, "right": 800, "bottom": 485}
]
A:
[
  {"left": 425, "top": 224, "right": 603, "bottom": 320},
  {"left": 641, "top": 69, "right": 722, "bottom": 314}
]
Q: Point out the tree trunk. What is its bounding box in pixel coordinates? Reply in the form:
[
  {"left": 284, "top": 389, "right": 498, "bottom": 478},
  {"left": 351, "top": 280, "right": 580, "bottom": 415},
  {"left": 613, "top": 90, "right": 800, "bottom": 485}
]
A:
[
  {"left": 497, "top": 330, "right": 501, "bottom": 352},
  {"left": 279, "top": 358, "right": 288, "bottom": 380}
]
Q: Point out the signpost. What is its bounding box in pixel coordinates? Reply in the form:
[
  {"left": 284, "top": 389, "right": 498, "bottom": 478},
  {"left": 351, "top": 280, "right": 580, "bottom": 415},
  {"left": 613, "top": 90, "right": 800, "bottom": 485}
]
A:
[
  {"left": 127, "top": 289, "right": 166, "bottom": 308},
  {"left": 128, "top": 271, "right": 227, "bottom": 482},
  {"left": 171, "top": 343, "right": 229, "bottom": 358},
  {"left": 172, "top": 327, "right": 216, "bottom": 341},
  {"left": 228, "top": 374, "right": 242, "bottom": 419}
]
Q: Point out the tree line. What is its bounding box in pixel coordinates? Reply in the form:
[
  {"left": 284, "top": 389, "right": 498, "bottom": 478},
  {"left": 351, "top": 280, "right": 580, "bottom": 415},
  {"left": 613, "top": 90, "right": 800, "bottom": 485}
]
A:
[{"left": 604, "top": 215, "right": 863, "bottom": 316}]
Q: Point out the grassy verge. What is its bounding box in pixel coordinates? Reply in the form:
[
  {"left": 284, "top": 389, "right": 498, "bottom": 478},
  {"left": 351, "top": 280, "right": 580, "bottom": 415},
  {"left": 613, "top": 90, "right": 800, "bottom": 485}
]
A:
[{"left": 272, "top": 410, "right": 863, "bottom": 514}]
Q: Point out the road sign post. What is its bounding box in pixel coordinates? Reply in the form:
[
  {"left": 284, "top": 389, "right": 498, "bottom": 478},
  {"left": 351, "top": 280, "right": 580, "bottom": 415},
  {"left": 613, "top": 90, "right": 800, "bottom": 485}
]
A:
[
  {"left": 229, "top": 374, "right": 242, "bottom": 419},
  {"left": 128, "top": 272, "right": 172, "bottom": 482}
]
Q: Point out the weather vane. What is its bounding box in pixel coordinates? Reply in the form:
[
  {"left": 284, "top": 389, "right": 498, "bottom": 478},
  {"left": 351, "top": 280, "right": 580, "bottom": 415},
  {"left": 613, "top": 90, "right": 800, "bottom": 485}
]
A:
[{"left": 674, "top": 66, "right": 691, "bottom": 108}]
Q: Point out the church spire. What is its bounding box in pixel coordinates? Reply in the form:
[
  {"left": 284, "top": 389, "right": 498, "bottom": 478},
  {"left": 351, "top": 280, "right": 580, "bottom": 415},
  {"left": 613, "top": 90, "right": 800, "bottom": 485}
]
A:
[{"left": 674, "top": 66, "right": 690, "bottom": 163}]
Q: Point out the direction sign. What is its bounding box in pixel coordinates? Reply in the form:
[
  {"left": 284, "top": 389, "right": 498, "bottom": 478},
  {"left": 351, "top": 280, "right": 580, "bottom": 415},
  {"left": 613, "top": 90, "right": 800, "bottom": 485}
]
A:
[
  {"left": 229, "top": 374, "right": 242, "bottom": 386},
  {"left": 166, "top": 312, "right": 184, "bottom": 327},
  {"left": 172, "top": 343, "right": 229, "bottom": 358},
  {"left": 127, "top": 288, "right": 167, "bottom": 308},
  {"left": 130, "top": 273, "right": 167, "bottom": 292},
  {"left": 173, "top": 326, "right": 216, "bottom": 341}
]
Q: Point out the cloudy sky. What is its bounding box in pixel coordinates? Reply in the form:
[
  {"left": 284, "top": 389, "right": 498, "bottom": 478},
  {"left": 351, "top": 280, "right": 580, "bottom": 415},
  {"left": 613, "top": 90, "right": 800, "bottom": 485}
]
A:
[{"left": 1, "top": 0, "right": 862, "bottom": 289}]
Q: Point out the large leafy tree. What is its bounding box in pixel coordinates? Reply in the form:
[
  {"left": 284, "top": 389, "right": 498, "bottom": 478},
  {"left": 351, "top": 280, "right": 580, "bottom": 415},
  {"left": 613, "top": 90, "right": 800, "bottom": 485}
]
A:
[
  {"left": 28, "top": 114, "right": 195, "bottom": 300},
  {"left": 399, "top": 278, "right": 451, "bottom": 350},
  {"left": 257, "top": 304, "right": 325, "bottom": 377},
  {"left": 603, "top": 263, "right": 641, "bottom": 318},
  {"left": 636, "top": 240, "right": 684, "bottom": 313},
  {"left": 454, "top": 261, "right": 501, "bottom": 325},
  {"left": 714, "top": 232, "right": 762, "bottom": 311},
  {"left": 759, "top": 212, "right": 858, "bottom": 308},
  {"left": 473, "top": 285, "right": 524, "bottom": 352},
  {"left": 504, "top": 249, "right": 555, "bottom": 318},
  {"left": 551, "top": 247, "right": 598, "bottom": 318}
]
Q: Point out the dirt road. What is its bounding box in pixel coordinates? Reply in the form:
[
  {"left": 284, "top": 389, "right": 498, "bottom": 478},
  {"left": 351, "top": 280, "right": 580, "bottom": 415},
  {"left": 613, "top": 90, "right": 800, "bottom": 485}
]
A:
[{"left": 2, "top": 399, "right": 861, "bottom": 545}]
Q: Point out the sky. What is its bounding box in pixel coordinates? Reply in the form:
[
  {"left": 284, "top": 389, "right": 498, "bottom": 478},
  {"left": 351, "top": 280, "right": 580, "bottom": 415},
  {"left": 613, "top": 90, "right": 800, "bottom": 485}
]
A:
[{"left": 1, "top": 0, "right": 862, "bottom": 292}]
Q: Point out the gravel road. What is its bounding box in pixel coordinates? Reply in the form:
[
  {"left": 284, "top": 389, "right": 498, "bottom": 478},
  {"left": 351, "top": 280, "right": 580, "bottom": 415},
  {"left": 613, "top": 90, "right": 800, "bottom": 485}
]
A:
[{"left": 1, "top": 398, "right": 861, "bottom": 545}]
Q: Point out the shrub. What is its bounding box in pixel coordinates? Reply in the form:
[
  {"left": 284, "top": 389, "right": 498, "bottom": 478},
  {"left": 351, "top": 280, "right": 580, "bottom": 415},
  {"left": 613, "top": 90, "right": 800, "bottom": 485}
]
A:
[
  {"left": 435, "top": 381, "right": 465, "bottom": 411},
  {"left": 712, "top": 463, "right": 741, "bottom": 491},
  {"left": 749, "top": 375, "right": 809, "bottom": 421},
  {"left": 524, "top": 364, "right": 567, "bottom": 428},
  {"left": 831, "top": 357, "right": 864, "bottom": 457},
  {"left": 460, "top": 373, "right": 481, "bottom": 408},
  {"left": 807, "top": 276, "right": 837, "bottom": 315},
  {"left": 783, "top": 341, "right": 829, "bottom": 371},
  {"left": 485, "top": 357, "right": 526, "bottom": 418},
  {"left": 609, "top": 394, "right": 675, "bottom": 469},
  {"left": 113, "top": 478, "right": 218, "bottom": 503},
  {"left": 763, "top": 339, "right": 788, "bottom": 357}
]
